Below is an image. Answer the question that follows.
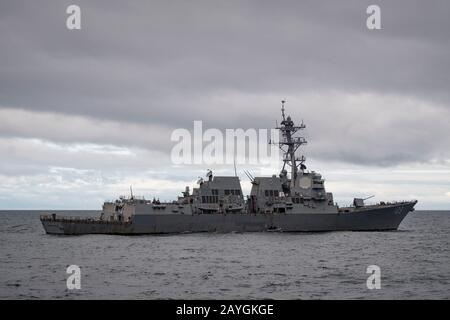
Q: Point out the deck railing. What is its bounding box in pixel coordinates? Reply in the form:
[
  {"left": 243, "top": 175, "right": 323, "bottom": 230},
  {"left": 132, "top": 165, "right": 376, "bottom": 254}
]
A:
[{"left": 40, "top": 214, "right": 131, "bottom": 224}]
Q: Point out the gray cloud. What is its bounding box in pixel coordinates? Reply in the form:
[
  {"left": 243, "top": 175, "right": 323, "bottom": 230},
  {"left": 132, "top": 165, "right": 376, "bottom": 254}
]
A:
[{"left": 1, "top": 1, "right": 449, "bottom": 125}]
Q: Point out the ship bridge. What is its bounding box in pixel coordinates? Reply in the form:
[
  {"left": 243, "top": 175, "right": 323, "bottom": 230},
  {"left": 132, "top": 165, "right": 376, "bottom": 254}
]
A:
[{"left": 192, "top": 172, "right": 245, "bottom": 213}]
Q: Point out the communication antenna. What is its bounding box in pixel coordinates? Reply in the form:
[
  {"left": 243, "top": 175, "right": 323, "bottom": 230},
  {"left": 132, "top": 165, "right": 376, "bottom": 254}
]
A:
[
  {"left": 271, "top": 100, "right": 307, "bottom": 187},
  {"left": 281, "top": 100, "right": 286, "bottom": 121},
  {"left": 130, "top": 185, "right": 134, "bottom": 199},
  {"left": 233, "top": 154, "right": 238, "bottom": 177},
  {"left": 244, "top": 170, "right": 254, "bottom": 181}
]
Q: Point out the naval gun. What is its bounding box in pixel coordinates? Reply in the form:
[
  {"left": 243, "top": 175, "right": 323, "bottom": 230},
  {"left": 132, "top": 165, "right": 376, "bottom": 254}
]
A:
[{"left": 353, "top": 195, "right": 375, "bottom": 208}]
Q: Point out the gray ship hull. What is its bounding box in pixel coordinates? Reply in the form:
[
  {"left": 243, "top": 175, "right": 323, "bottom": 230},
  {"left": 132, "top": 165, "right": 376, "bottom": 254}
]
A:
[{"left": 40, "top": 201, "right": 416, "bottom": 235}]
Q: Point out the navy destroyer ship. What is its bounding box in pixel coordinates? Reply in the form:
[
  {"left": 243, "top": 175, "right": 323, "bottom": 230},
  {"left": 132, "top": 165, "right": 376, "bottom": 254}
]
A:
[{"left": 41, "top": 102, "right": 417, "bottom": 235}]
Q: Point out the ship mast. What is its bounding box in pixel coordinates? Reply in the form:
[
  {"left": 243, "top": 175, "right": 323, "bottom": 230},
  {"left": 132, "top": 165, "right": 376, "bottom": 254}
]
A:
[{"left": 272, "top": 100, "right": 307, "bottom": 188}]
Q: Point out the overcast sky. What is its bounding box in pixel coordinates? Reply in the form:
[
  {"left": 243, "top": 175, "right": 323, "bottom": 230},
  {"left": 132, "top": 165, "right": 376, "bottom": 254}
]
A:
[{"left": 1, "top": 0, "right": 449, "bottom": 209}]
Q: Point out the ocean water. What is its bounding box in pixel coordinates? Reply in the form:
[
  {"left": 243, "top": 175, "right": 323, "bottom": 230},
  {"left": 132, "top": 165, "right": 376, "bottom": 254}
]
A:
[{"left": 0, "top": 210, "right": 448, "bottom": 299}]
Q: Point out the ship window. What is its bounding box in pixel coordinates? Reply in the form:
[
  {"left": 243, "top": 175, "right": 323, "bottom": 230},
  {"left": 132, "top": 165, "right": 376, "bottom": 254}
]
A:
[
  {"left": 206, "top": 196, "right": 217, "bottom": 203},
  {"left": 212, "top": 189, "right": 218, "bottom": 195},
  {"left": 265, "top": 190, "right": 269, "bottom": 197},
  {"left": 236, "top": 190, "right": 241, "bottom": 196},
  {"left": 274, "top": 190, "right": 279, "bottom": 197},
  {"left": 269, "top": 190, "right": 273, "bottom": 196},
  {"left": 292, "top": 198, "right": 300, "bottom": 204},
  {"left": 202, "top": 196, "right": 206, "bottom": 203},
  {"left": 225, "top": 189, "right": 230, "bottom": 195}
]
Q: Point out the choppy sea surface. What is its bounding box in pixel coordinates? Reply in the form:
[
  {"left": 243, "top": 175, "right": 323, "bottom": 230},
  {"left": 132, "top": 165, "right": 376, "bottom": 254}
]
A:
[{"left": 0, "top": 210, "right": 449, "bottom": 299}]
